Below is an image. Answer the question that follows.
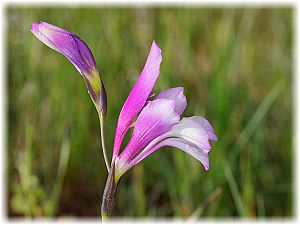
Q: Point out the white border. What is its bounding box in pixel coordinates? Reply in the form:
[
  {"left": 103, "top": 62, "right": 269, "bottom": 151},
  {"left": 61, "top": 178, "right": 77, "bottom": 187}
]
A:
[
  {"left": 2, "top": 0, "right": 298, "bottom": 6},
  {"left": 295, "top": 0, "right": 299, "bottom": 222},
  {"left": 0, "top": 0, "right": 6, "bottom": 222}
]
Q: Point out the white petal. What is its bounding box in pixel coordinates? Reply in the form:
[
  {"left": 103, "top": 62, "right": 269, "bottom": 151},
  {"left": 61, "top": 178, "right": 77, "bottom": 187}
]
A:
[
  {"left": 190, "top": 116, "right": 218, "bottom": 141},
  {"left": 159, "top": 138, "right": 209, "bottom": 170},
  {"left": 168, "top": 117, "right": 212, "bottom": 152},
  {"left": 130, "top": 137, "right": 210, "bottom": 171}
]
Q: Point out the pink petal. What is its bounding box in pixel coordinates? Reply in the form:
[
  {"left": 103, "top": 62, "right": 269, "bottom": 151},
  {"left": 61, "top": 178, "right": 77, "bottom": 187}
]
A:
[
  {"left": 119, "top": 99, "right": 180, "bottom": 163},
  {"left": 190, "top": 116, "right": 218, "bottom": 141},
  {"left": 118, "top": 115, "right": 216, "bottom": 174},
  {"left": 155, "top": 87, "right": 187, "bottom": 115},
  {"left": 113, "top": 41, "right": 162, "bottom": 158}
]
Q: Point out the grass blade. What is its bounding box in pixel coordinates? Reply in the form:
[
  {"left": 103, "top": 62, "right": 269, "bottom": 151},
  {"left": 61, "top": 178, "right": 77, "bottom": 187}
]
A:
[{"left": 223, "top": 160, "right": 245, "bottom": 217}]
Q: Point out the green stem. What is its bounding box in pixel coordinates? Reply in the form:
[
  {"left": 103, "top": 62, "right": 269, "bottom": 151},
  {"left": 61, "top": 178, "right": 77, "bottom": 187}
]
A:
[{"left": 100, "top": 113, "right": 110, "bottom": 172}]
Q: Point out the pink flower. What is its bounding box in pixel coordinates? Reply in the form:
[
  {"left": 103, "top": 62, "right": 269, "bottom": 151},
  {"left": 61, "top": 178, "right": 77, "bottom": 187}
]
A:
[{"left": 112, "top": 41, "right": 217, "bottom": 181}]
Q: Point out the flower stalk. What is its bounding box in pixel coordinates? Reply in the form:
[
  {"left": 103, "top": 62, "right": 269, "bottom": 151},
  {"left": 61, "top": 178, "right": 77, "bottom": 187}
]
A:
[
  {"left": 99, "top": 112, "right": 110, "bottom": 172},
  {"left": 101, "top": 163, "right": 119, "bottom": 219}
]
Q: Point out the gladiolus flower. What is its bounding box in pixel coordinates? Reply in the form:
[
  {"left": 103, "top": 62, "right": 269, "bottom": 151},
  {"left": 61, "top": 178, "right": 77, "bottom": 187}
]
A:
[
  {"left": 102, "top": 41, "right": 217, "bottom": 217},
  {"left": 31, "top": 21, "right": 107, "bottom": 116},
  {"left": 111, "top": 41, "right": 217, "bottom": 181}
]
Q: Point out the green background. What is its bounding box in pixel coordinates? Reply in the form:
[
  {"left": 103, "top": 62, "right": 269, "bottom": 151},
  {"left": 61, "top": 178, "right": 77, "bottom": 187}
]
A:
[{"left": 7, "top": 6, "right": 293, "bottom": 218}]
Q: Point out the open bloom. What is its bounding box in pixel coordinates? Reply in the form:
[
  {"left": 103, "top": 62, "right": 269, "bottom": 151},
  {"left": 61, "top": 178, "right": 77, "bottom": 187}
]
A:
[
  {"left": 112, "top": 41, "right": 217, "bottom": 181},
  {"left": 31, "top": 21, "right": 107, "bottom": 116}
]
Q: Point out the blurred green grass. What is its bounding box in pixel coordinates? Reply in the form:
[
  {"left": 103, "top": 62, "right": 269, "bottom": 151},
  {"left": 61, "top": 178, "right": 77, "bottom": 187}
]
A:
[{"left": 7, "top": 6, "right": 293, "bottom": 218}]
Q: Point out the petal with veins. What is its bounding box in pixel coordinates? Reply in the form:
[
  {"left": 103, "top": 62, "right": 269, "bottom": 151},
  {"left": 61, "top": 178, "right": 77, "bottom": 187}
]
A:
[
  {"left": 117, "top": 136, "right": 210, "bottom": 177},
  {"left": 119, "top": 99, "right": 180, "bottom": 162},
  {"left": 120, "top": 116, "right": 217, "bottom": 175},
  {"left": 113, "top": 41, "right": 162, "bottom": 157}
]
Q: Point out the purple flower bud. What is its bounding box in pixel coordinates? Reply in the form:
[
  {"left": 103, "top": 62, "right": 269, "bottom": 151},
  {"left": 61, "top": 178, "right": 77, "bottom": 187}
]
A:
[{"left": 31, "top": 21, "right": 107, "bottom": 116}]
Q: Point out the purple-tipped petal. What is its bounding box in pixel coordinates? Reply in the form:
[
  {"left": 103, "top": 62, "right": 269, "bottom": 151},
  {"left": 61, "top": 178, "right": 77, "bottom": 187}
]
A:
[
  {"left": 113, "top": 41, "right": 162, "bottom": 157},
  {"left": 119, "top": 99, "right": 180, "bottom": 163},
  {"left": 31, "top": 21, "right": 97, "bottom": 74},
  {"left": 31, "top": 21, "right": 106, "bottom": 115},
  {"left": 155, "top": 87, "right": 187, "bottom": 115}
]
